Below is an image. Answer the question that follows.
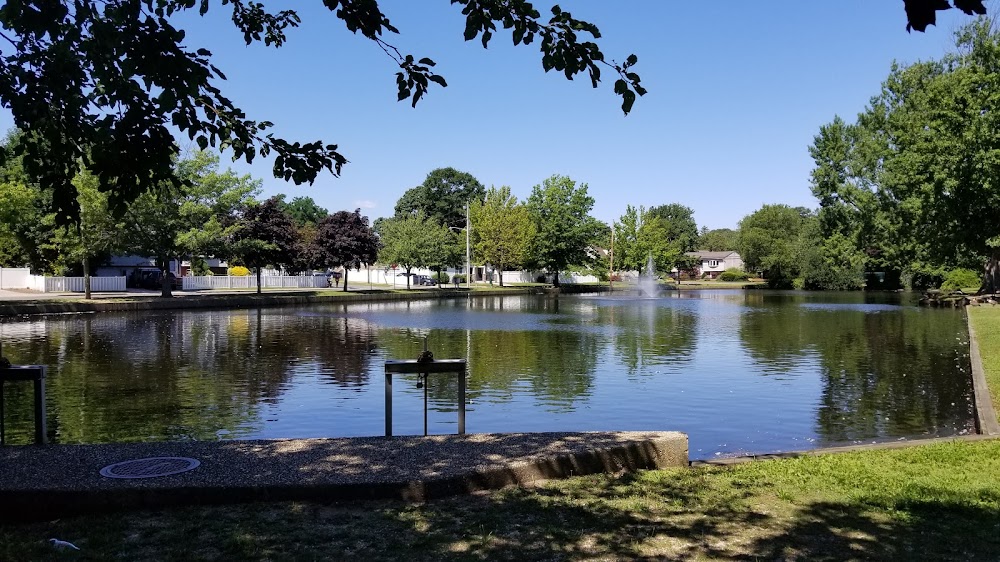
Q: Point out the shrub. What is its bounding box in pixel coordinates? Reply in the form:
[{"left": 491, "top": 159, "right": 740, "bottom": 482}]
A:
[
  {"left": 434, "top": 271, "right": 451, "bottom": 284},
  {"left": 941, "top": 268, "right": 981, "bottom": 292},
  {"left": 718, "top": 268, "right": 750, "bottom": 282},
  {"left": 535, "top": 274, "right": 548, "bottom": 283},
  {"left": 909, "top": 268, "right": 945, "bottom": 290},
  {"left": 228, "top": 266, "right": 250, "bottom": 277},
  {"left": 451, "top": 274, "right": 466, "bottom": 284}
]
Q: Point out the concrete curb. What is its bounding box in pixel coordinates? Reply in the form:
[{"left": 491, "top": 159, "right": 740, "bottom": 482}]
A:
[
  {"left": 968, "top": 311, "right": 1000, "bottom": 435},
  {"left": 0, "top": 285, "right": 610, "bottom": 317},
  {"left": 0, "top": 431, "right": 686, "bottom": 522}
]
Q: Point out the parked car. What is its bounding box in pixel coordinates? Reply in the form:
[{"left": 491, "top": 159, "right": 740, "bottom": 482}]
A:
[{"left": 415, "top": 275, "right": 436, "bottom": 286}]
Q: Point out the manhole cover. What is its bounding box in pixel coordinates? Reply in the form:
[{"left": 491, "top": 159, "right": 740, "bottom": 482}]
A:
[{"left": 99, "top": 457, "right": 201, "bottom": 479}]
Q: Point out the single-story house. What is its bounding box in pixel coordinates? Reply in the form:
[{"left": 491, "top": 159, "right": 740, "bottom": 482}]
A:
[{"left": 684, "top": 251, "right": 744, "bottom": 279}]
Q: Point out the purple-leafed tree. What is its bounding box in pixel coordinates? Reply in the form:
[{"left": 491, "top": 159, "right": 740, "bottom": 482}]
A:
[{"left": 315, "top": 209, "right": 379, "bottom": 292}]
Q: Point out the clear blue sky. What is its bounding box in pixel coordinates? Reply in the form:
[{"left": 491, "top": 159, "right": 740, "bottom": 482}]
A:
[{"left": 0, "top": 1, "right": 978, "bottom": 230}]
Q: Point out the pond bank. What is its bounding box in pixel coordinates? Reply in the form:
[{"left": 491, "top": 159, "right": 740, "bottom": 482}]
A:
[
  {"left": 970, "top": 307, "right": 1000, "bottom": 423},
  {"left": 0, "top": 284, "right": 611, "bottom": 317},
  {"left": 4, "top": 437, "right": 1000, "bottom": 560},
  {"left": 0, "top": 431, "right": 688, "bottom": 523}
]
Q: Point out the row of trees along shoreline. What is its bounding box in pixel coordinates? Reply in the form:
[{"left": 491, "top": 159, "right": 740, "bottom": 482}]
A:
[{"left": 3, "top": 19, "right": 1000, "bottom": 296}]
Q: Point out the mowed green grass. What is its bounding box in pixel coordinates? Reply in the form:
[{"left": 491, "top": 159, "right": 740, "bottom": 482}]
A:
[
  {"left": 4, "top": 439, "right": 1000, "bottom": 561},
  {"left": 970, "top": 307, "right": 1000, "bottom": 414}
]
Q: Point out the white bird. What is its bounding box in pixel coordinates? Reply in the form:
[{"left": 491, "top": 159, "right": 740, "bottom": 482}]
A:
[{"left": 49, "top": 538, "right": 81, "bottom": 551}]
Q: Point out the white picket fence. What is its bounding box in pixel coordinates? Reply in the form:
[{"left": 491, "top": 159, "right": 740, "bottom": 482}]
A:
[
  {"left": 181, "top": 275, "right": 329, "bottom": 291},
  {"left": 28, "top": 275, "right": 126, "bottom": 293}
]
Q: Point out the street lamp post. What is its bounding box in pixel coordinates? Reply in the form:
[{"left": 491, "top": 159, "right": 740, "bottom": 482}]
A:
[{"left": 465, "top": 202, "right": 471, "bottom": 290}]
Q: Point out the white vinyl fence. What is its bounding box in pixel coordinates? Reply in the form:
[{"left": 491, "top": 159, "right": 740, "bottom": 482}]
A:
[
  {"left": 1, "top": 268, "right": 126, "bottom": 292},
  {"left": 499, "top": 270, "right": 599, "bottom": 284},
  {"left": 0, "top": 267, "right": 31, "bottom": 289},
  {"left": 182, "top": 275, "right": 329, "bottom": 291}
]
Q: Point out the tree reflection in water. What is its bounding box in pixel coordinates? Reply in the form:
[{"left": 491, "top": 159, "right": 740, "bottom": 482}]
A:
[{"left": 0, "top": 292, "right": 974, "bottom": 454}]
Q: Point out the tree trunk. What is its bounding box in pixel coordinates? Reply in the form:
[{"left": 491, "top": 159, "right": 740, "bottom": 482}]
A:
[
  {"left": 499, "top": 266, "right": 504, "bottom": 287},
  {"left": 160, "top": 257, "right": 172, "bottom": 298},
  {"left": 256, "top": 267, "right": 262, "bottom": 294},
  {"left": 83, "top": 256, "right": 91, "bottom": 300},
  {"left": 405, "top": 267, "right": 411, "bottom": 289},
  {"left": 343, "top": 268, "right": 348, "bottom": 292},
  {"left": 552, "top": 271, "right": 560, "bottom": 287},
  {"left": 983, "top": 250, "right": 1000, "bottom": 295}
]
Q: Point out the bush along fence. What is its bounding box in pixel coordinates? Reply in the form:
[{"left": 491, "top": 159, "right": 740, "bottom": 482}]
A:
[
  {"left": 181, "top": 275, "right": 329, "bottom": 290},
  {"left": 0, "top": 268, "right": 125, "bottom": 293}
]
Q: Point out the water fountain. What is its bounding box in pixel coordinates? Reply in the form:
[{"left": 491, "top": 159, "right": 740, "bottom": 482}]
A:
[{"left": 637, "top": 254, "right": 659, "bottom": 297}]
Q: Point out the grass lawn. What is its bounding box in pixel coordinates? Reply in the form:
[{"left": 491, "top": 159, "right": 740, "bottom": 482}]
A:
[
  {"left": 970, "top": 307, "right": 1000, "bottom": 414},
  {"left": 4, "top": 439, "right": 1000, "bottom": 560}
]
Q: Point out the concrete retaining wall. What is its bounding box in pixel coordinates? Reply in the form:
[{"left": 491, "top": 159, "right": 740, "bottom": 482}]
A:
[{"left": 968, "top": 311, "right": 1000, "bottom": 435}]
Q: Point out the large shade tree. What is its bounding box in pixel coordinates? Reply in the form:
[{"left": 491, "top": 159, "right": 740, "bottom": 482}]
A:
[
  {"left": 376, "top": 213, "right": 436, "bottom": 290},
  {"left": 121, "top": 151, "right": 260, "bottom": 297},
  {"left": 810, "top": 19, "right": 1000, "bottom": 293},
  {"left": 228, "top": 196, "right": 299, "bottom": 294},
  {"left": 394, "top": 168, "right": 486, "bottom": 230},
  {"left": 737, "top": 204, "right": 811, "bottom": 288},
  {"left": 470, "top": 185, "right": 535, "bottom": 286},
  {"left": 525, "top": 175, "right": 600, "bottom": 287},
  {"left": 314, "top": 209, "right": 379, "bottom": 291},
  {"left": 647, "top": 203, "right": 699, "bottom": 254},
  {"left": 0, "top": 1, "right": 646, "bottom": 226}
]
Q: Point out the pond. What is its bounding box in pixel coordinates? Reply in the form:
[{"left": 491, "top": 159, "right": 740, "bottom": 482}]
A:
[{"left": 0, "top": 291, "right": 974, "bottom": 459}]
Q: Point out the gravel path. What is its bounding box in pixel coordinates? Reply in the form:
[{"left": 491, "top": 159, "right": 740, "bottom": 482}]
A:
[{"left": 0, "top": 431, "right": 687, "bottom": 521}]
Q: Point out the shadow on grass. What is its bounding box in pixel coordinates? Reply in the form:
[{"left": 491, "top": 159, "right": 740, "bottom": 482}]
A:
[
  {"left": 4, "top": 471, "right": 1000, "bottom": 560},
  {"left": 379, "top": 476, "right": 1000, "bottom": 560}
]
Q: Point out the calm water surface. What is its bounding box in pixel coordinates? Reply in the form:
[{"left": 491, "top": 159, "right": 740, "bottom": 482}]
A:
[{"left": 0, "top": 291, "right": 974, "bottom": 459}]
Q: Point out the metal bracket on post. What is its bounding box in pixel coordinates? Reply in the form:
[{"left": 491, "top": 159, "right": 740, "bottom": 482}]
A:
[
  {"left": 384, "top": 358, "right": 467, "bottom": 437},
  {"left": 0, "top": 365, "right": 47, "bottom": 445}
]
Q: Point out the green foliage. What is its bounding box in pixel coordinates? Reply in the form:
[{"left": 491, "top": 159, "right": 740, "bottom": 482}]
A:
[
  {"left": 228, "top": 196, "right": 300, "bottom": 293},
  {"left": 376, "top": 213, "right": 458, "bottom": 288},
  {"left": 613, "top": 204, "right": 688, "bottom": 275},
  {"left": 698, "top": 227, "right": 739, "bottom": 251},
  {"left": 190, "top": 257, "right": 213, "bottom": 276},
  {"left": 276, "top": 196, "right": 328, "bottom": 227},
  {"left": 909, "top": 267, "right": 946, "bottom": 290},
  {"left": 941, "top": 268, "right": 982, "bottom": 291},
  {"left": 434, "top": 271, "right": 451, "bottom": 284},
  {"left": 810, "top": 19, "right": 1000, "bottom": 293},
  {"left": 394, "top": 168, "right": 485, "bottom": 230},
  {"left": 451, "top": 273, "right": 467, "bottom": 284},
  {"left": 525, "top": 175, "right": 600, "bottom": 286},
  {"left": 646, "top": 203, "right": 698, "bottom": 253},
  {"left": 718, "top": 268, "right": 750, "bottom": 282},
  {"left": 0, "top": 1, "right": 645, "bottom": 226},
  {"left": 470, "top": 186, "right": 534, "bottom": 286},
  {"left": 737, "top": 204, "right": 810, "bottom": 288},
  {"left": 800, "top": 227, "right": 866, "bottom": 291},
  {"left": 120, "top": 150, "right": 260, "bottom": 295}
]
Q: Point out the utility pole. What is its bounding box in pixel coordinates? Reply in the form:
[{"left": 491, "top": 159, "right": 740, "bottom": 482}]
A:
[{"left": 465, "top": 202, "right": 471, "bottom": 289}]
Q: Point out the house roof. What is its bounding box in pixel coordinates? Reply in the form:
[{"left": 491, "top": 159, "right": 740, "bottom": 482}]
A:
[{"left": 685, "top": 251, "right": 739, "bottom": 260}]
